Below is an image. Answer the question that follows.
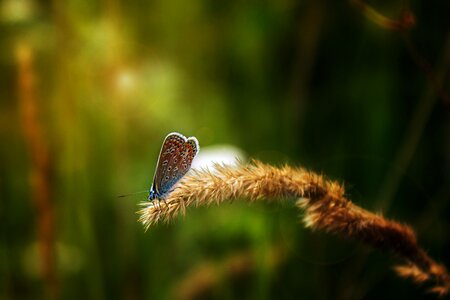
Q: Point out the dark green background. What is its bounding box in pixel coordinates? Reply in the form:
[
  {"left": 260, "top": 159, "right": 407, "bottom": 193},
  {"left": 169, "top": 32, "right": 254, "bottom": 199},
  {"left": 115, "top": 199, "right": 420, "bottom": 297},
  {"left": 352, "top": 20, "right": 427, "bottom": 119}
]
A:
[{"left": 1, "top": 0, "right": 449, "bottom": 299}]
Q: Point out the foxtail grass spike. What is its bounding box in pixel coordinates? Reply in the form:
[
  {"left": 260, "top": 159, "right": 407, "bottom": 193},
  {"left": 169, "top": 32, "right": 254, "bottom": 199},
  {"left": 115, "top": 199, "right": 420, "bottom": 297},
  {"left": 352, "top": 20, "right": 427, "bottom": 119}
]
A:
[{"left": 137, "top": 161, "right": 450, "bottom": 296}]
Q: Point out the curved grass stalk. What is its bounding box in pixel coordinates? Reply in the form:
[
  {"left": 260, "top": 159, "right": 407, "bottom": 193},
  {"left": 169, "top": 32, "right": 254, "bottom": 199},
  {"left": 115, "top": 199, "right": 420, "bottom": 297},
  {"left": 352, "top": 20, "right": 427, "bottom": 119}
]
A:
[{"left": 138, "top": 161, "right": 450, "bottom": 296}]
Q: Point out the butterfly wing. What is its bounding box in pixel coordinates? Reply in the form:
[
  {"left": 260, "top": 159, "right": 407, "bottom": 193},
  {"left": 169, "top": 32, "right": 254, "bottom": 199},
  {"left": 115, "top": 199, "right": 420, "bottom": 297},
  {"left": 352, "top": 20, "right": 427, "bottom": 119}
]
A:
[
  {"left": 152, "top": 133, "right": 187, "bottom": 196},
  {"left": 159, "top": 136, "right": 200, "bottom": 195},
  {"left": 183, "top": 137, "right": 199, "bottom": 171}
]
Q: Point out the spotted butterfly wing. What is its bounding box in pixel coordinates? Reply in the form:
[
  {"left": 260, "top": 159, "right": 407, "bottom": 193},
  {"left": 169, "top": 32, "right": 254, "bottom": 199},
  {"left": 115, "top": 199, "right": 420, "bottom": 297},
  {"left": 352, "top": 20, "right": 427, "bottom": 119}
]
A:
[
  {"left": 149, "top": 132, "right": 199, "bottom": 200},
  {"left": 164, "top": 137, "right": 199, "bottom": 193},
  {"left": 154, "top": 133, "right": 185, "bottom": 194}
]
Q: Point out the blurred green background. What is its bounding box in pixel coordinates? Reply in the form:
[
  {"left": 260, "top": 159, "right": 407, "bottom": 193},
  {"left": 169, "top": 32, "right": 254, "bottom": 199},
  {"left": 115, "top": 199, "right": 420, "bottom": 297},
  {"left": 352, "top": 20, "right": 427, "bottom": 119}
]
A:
[{"left": 1, "top": 0, "right": 449, "bottom": 299}]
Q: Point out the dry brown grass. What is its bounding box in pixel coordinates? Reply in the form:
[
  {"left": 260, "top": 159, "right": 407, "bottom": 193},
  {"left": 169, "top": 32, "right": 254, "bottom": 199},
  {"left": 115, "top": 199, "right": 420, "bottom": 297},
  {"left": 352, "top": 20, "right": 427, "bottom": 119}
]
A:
[
  {"left": 138, "top": 161, "right": 450, "bottom": 296},
  {"left": 17, "top": 43, "right": 57, "bottom": 299}
]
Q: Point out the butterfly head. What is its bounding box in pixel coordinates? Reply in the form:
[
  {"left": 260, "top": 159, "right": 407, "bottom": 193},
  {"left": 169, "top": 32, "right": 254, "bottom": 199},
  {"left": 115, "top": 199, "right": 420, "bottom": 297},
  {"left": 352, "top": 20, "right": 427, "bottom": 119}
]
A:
[{"left": 148, "top": 187, "right": 158, "bottom": 201}]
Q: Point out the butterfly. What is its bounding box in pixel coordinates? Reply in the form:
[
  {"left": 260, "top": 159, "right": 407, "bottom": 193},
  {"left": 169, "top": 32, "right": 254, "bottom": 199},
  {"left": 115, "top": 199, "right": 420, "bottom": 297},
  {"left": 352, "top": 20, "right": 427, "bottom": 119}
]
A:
[{"left": 148, "top": 132, "right": 199, "bottom": 201}]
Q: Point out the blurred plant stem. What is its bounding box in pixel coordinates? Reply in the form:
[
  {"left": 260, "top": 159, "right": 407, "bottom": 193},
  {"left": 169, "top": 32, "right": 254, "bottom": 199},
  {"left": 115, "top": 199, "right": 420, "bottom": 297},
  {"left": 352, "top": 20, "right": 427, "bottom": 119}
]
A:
[
  {"left": 286, "top": 1, "right": 323, "bottom": 149},
  {"left": 378, "top": 34, "right": 450, "bottom": 212},
  {"left": 16, "top": 42, "right": 57, "bottom": 299},
  {"left": 336, "top": 5, "right": 450, "bottom": 297},
  {"left": 352, "top": 0, "right": 449, "bottom": 106},
  {"left": 352, "top": 0, "right": 450, "bottom": 209},
  {"left": 351, "top": 0, "right": 415, "bottom": 31},
  {"left": 172, "top": 245, "right": 286, "bottom": 300}
]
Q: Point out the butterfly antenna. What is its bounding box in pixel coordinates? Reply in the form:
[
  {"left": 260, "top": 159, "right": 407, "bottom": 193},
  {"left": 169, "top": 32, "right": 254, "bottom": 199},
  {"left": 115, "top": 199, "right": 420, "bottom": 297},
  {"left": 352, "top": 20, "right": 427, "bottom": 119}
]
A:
[{"left": 117, "top": 190, "right": 148, "bottom": 198}]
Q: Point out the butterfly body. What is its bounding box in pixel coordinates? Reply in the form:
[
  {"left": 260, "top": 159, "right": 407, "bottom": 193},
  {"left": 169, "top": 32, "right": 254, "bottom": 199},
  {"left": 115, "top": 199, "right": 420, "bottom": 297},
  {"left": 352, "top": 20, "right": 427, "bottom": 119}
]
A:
[{"left": 149, "top": 132, "right": 199, "bottom": 201}]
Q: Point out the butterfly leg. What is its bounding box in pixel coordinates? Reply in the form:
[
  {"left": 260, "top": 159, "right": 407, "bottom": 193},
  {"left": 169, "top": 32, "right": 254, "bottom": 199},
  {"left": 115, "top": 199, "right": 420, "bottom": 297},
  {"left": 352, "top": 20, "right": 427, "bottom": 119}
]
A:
[
  {"left": 162, "top": 199, "right": 169, "bottom": 211},
  {"left": 152, "top": 198, "right": 160, "bottom": 211},
  {"left": 157, "top": 195, "right": 169, "bottom": 211}
]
